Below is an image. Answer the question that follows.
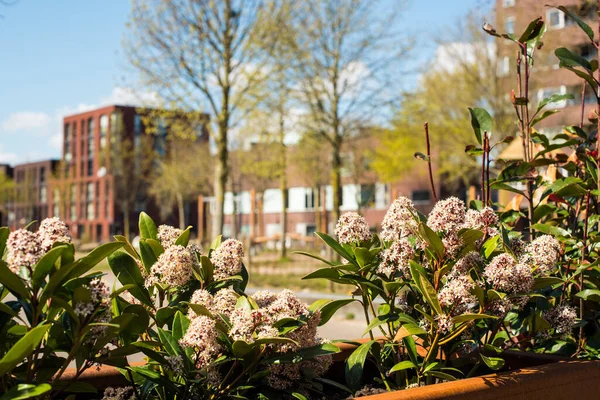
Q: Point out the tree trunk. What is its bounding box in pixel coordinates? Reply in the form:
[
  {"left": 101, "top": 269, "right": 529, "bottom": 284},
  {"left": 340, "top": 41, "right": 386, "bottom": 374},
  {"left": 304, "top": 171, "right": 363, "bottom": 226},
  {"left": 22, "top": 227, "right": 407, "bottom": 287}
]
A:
[
  {"left": 176, "top": 192, "right": 185, "bottom": 230},
  {"left": 212, "top": 119, "right": 228, "bottom": 238},
  {"left": 314, "top": 186, "right": 321, "bottom": 233},
  {"left": 279, "top": 104, "right": 288, "bottom": 258},
  {"left": 123, "top": 203, "right": 130, "bottom": 240},
  {"left": 331, "top": 135, "right": 342, "bottom": 231}
]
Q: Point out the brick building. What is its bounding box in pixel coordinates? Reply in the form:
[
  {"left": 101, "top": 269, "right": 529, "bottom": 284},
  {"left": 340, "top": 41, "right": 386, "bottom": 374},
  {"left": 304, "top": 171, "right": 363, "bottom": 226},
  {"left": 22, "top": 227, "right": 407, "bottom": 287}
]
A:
[
  {"left": 58, "top": 105, "right": 208, "bottom": 242},
  {"left": 0, "top": 164, "right": 14, "bottom": 226},
  {"left": 4, "top": 160, "right": 59, "bottom": 230},
  {"left": 495, "top": 0, "right": 596, "bottom": 204},
  {"left": 496, "top": 0, "right": 596, "bottom": 131},
  {"left": 217, "top": 134, "right": 440, "bottom": 243}
]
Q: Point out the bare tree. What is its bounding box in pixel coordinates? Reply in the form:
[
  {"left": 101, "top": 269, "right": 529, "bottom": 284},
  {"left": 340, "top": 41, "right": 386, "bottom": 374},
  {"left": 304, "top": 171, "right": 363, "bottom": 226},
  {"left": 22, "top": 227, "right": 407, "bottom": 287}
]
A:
[
  {"left": 150, "top": 142, "right": 212, "bottom": 229},
  {"left": 283, "top": 0, "right": 410, "bottom": 226},
  {"left": 124, "top": 0, "right": 278, "bottom": 238},
  {"left": 109, "top": 111, "right": 156, "bottom": 239}
]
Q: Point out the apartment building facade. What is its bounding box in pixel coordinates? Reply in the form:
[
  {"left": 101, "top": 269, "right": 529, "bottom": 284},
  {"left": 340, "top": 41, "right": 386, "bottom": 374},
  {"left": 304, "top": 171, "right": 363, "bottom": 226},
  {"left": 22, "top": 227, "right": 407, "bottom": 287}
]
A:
[
  {"left": 496, "top": 0, "right": 596, "bottom": 131},
  {"left": 4, "top": 160, "right": 59, "bottom": 230},
  {"left": 218, "top": 136, "right": 440, "bottom": 242}
]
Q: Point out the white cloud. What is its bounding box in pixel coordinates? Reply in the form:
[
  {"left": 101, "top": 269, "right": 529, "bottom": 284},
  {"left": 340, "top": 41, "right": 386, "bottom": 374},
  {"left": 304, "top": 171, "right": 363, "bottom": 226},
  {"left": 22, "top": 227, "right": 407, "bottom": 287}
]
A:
[
  {"left": 100, "top": 87, "right": 163, "bottom": 108},
  {"left": 1, "top": 112, "right": 52, "bottom": 134},
  {"left": 433, "top": 41, "right": 496, "bottom": 73},
  {"left": 1, "top": 87, "right": 163, "bottom": 166},
  {"left": 0, "top": 144, "right": 19, "bottom": 165}
]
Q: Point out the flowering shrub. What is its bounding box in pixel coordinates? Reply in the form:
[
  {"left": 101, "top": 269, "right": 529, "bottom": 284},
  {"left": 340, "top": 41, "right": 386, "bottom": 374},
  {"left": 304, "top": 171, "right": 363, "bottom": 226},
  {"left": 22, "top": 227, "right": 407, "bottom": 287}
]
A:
[
  {"left": 471, "top": 6, "right": 600, "bottom": 359},
  {"left": 303, "top": 197, "right": 570, "bottom": 393},
  {"left": 107, "top": 213, "right": 338, "bottom": 399},
  {"left": 0, "top": 218, "right": 126, "bottom": 398}
]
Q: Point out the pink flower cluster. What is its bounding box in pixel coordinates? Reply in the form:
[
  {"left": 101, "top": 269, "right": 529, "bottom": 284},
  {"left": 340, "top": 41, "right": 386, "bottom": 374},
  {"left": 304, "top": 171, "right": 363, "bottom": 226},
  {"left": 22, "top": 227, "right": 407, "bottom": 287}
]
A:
[
  {"left": 543, "top": 304, "right": 577, "bottom": 336},
  {"left": 483, "top": 253, "right": 534, "bottom": 294},
  {"left": 334, "top": 212, "right": 373, "bottom": 244},
  {"left": 377, "top": 238, "right": 414, "bottom": 277},
  {"left": 189, "top": 288, "right": 239, "bottom": 318},
  {"left": 145, "top": 245, "right": 197, "bottom": 287},
  {"left": 179, "top": 315, "right": 222, "bottom": 370},
  {"left": 157, "top": 224, "right": 183, "bottom": 247},
  {"left": 210, "top": 239, "right": 244, "bottom": 280},
  {"left": 380, "top": 197, "right": 418, "bottom": 241},
  {"left": 6, "top": 218, "right": 71, "bottom": 274}
]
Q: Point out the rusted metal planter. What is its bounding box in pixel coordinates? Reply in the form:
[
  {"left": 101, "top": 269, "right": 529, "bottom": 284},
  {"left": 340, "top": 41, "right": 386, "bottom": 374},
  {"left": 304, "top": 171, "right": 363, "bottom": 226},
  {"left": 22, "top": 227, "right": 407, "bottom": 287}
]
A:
[{"left": 60, "top": 343, "right": 600, "bottom": 399}]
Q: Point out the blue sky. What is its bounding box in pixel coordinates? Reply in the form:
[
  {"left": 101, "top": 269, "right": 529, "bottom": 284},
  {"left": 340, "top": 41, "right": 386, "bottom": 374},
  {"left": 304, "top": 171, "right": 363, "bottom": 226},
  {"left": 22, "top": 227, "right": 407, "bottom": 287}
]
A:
[{"left": 0, "top": 0, "right": 492, "bottom": 166}]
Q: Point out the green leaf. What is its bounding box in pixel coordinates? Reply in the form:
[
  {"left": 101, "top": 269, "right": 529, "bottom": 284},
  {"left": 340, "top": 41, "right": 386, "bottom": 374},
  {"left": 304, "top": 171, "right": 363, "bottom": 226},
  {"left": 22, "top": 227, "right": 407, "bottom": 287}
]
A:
[
  {"left": 302, "top": 267, "right": 346, "bottom": 284},
  {"left": 468, "top": 108, "right": 493, "bottom": 145},
  {"left": 0, "top": 383, "right": 52, "bottom": 400},
  {"left": 403, "top": 336, "right": 419, "bottom": 365},
  {"left": 200, "top": 255, "right": 214, "bottom": 283},
  {"left": 418, "top": 274, "right": 442, "bottom": 315},
  {"left": 0, "top": 261, "right": 29, "bottom": 299},
  {"left": 531, "top": 223, "right": 570, "bottom": 238},
  {"left": 157, "top": 328, "right": 181, "bottom": 357},
  {"left": 174, "top": 227, "right": 191, "bottom": 247},
  {"left": 172, "top": 311, "right": 190, "bottom": 341},
  {"left": 576, "top": 289, "right": 600, "bottom": 302},
  {"left": 138, "top": 241, "right": 157, "bottom": 275},
  {"left": 314, "top": 378, "right": 353, "bottom": 395},
  {"left": 0, "top": 325, "right": 50, "bottom": 376},
  {"left": 452, "top": 313, "right": 497, "bottom": 324},
  {"left": 114, "top": 235, "right": 139, "bottom": 259},
  {"left": 345, "top": 340, "right": 376, "bottom": 391},
  {"left": 418, "top": 223, "right": 444, "bottom": 261},
  {"left": 557, "top": 6, "right": 594, "bottom": 42},
  {"left": 71, "top": 242, "right": 126, "bottom": 277},
  {"left": 210, "top": 235, "right": 222, "bottom": 251},
  {"left": 424, "top": 370, "right": 458, "bottom": 381},
  {"left": 32, "top": 245, "right": 66, "bottom": 289},
  {"left": 315, "top": 232, "right": 354, "bottom": 264},
  {"left": 518, "top": 17, "right": 545, "bottom": 43},
  {"left": 292, "top": 251, "right": 336, "bottom": 266},
  {"left": 394, "top": 323, "right": 427, "bottom": 341},
  {"left": 531, "top": 110, "right": 560, "bottom": 127},
  {"left": 0, "top": 227, "right": 9, "bottom": 257},
  {"left": 318, "top": 299, "right": 358, "bottom": 326},
  {"left": 533, "top": 277, "right": 564, "bottom": 289},
  {"left": 108, "top": 251, "right": 152, "bottom": 307},
  {"left": 138, "top": 212, "right": 158, "bottom": 240},
  {"left": 555, "top": 47, "right": 592, "bottom": 71},
  {"left": 480, "top": 354, "right": 505, "bottom": 370},
  {"left": 389, "top": 360, "right": 417, "bottom": 373}
]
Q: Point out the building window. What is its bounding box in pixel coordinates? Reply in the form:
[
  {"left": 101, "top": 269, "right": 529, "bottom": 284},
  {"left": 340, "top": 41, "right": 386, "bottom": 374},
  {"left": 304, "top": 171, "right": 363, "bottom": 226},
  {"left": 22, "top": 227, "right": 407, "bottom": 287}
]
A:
[
  {"left": 87, "top": 159, "right": 94, "bottom": 177},
  {"left": 40, "top": 186, "right": 47, "bottom": 203},
  {"left": 360, "top": 184, "right": 376, "bottom": 208},
  {"left": 547, "top": 8, "right": 565, "bottom": 30},
  {"left": 505, "top": 16, "right": 516, "bottom": 34},
  {"left": 305, "top": 189, "right": 315, "bottom": 209},
  {"left": 412, "top": 190, "right": 431, "bottom": 205},
  {"left": 99, "top": 115, "right": 108, "bottom": 150},
  {"left": 87, "top": 117, "right": 95, "bottom": 157},
  {"left": 498, "top": 56, "right": 510, "bottom": 77},
  {"left": 87, "top": 182, "right": 95, "bottom": 220},
  {"left": 537, "top": 86, "right": 567, "bottom": 108},
  {"left": 64, "top": 123, "right": 72, "bottom": 162},
  {"left": 502, "top": 0, "right": 515, "bottom": 7}
]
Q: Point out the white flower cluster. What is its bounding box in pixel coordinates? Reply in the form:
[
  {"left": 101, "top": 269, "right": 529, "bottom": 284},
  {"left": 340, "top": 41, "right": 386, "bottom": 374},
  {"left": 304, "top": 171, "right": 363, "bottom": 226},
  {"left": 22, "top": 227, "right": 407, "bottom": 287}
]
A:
[
  {"left": 179, "top": 315, "right": 222, "bottom": 370},
  {"left": 210, "top": 239, "right": 244, "bottom": 280},
  {"left": 377, "top": 238, "right": 414, "bottom": 277},
  {"left": 427, "top": 197, "right": 466, "bottom": 233},
  {"left": 146, "top": 245, "right": 197, "bottom": 287},
  {"left": 483, "top": 253, "right": 534, "bottom": 294},
  {"left": 438, "top": 276, "right": 477, "bottom": 315},
  {"left": 525, "top": 235, "right": 561, "bottom": 274},
  {"left": 6, "top": 218, "right": 72, "bottom": 274},
  {"left": 334, "top": 212, "right": 373, "bottom": 244},
  {"left": 381, "top": 197, "right": 418, "bottom": 241},
  {"left": 189, "top": 288, "right": 239, "bottom": 318},
  {"left": 543, "top": 305, "right": 577, "bottom": 336},
  {"left": 181, "top": 288, "right": 332, "bottom": 390},
  {"left": 74, "top": 278, "right": 111, "bottom": 320},
  {"left": 139, "top": 224, "right": 204, "bottom": 288}
]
